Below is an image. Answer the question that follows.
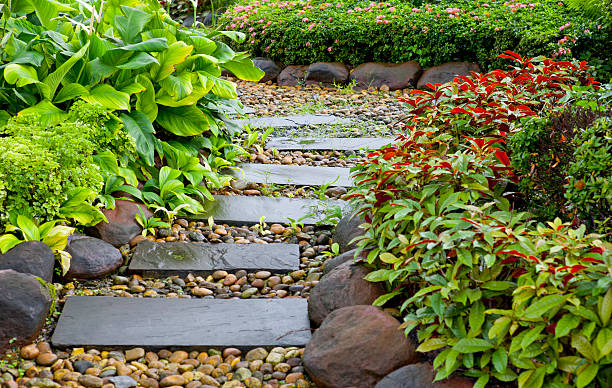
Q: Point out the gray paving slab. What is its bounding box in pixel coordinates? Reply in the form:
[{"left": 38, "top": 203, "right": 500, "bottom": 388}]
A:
[
  {"left": 199, "top": 195, "right": 346, "bottom": 225},
  {"left": 129, "top": 240, "right": 300, "bottom": 276},
  {"left": 230, "top": 163, "right": 352, "bottom": 186},
  {"left": 52, "top": 296, "right": 311, "bottom": 349},
  {"left": 233, "top": 114, "right": 353, "bottom": 129},
  {"left": 266, "top": 137, "right": 396, "bottom": 151}
]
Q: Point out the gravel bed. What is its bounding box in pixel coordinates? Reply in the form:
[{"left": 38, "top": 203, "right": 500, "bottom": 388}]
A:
[
  {"left": 245, "top": 150, "right": 365, "bottom": 168},
  {"left": 1, "top": 344, "right": 313, "bottom": 388},
  {"left": 234, "top": 79, "right": 409, "bottom": 127}
]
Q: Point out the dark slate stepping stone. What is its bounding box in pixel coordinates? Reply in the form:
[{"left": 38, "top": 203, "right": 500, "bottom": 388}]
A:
[
  {"left": 129, "top": 240, "right": 300, "bottom": 277},
  {"left": 233, "top": 114, "right": 352, "bottom": 129},
  {"left": 231, "top": 164, "right": 352, "bottom": 187},
  {"left": 199, "top": 195, "right": 347, "bottom": 225},
  {"left": 266, "top": 137, "right": 395, "bottom": 151},
  {"left": 51, "top": 296, "right": 311, "bottom": 349}
]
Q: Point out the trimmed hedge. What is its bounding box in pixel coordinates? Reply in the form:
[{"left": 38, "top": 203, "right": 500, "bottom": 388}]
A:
[{"left": 220, "top": 0, "right": 611, "bottom": 76}]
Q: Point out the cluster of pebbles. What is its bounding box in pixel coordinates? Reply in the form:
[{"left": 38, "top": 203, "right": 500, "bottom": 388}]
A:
[
  {"left": 246, "top": 150, "right": 364, "bottom": 168},
  {"left": 233, "top": 79, "right": 409, "bottom": 128},
  {"left": 1, "top": 343, "right": 311, "bottom": 388}
]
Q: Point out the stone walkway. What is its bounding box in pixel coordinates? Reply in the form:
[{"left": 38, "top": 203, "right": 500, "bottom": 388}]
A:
[{"left": 52, "top": 111, "right": 391, "bottom": 353}]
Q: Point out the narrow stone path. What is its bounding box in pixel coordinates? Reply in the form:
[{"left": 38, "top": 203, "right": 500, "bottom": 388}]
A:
[{"left": 50, "top": 93, "right": 394, "bottom": 388}]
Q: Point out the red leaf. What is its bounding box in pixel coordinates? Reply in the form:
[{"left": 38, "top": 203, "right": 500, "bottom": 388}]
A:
[{"left": 494, "top": 150, "right": 511, "bottom": 167}]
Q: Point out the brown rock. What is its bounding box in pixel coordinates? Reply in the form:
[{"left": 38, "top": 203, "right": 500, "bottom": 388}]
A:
[
  {"left": 160, "top": 375, "right": 186, "bottom": 387},
  {"left": 350, "top": 62, "right": 421, "bottom": 90},
  {"left": 78, "top": 375, "right": 103, "bottom": 388},
  {"left": 64, "top": 237, "right": 123, "bottom": 280},
  {"left": 0, "top": 241, "right": 55, "bottom": 282},
  {"left": 125, "top": 348, "right": 145, "bottom": 362},
  {"left": 140, "top": 377, "right": 160, "bottom": 388},
  {"left": 303, "top": 305, "right": 417, "bottom": 388},
  {"left": 36, "top": 352, "right": 58, "bottom": 366},
  {"left": 277, "top": 65, "right": 308, "bottom": 87},
  {"left": 252, "top": 58, "right": 283, "bottom": 83},
  {"left": 0, "top": 271, "right": 51, "bottom": 353},
  {"left": 269, "top": 225, "right": 285, "bottom": 235},
  {"left": 90, "top": 200, "right": 150, "bottom": 246},
  {"left": 375, "top": 363, "right": 473, "bottom": 388},
  {"left": 416, "top": 62, "right": 480, "bottom": 90},
  {"left": 20, "top": 344, "right": 40, "bottom": 360},
  {"left": 308, "top": 262, "right": 386, "bottom": 326},
  {"left": 169, "top": 351, "right": 189, "bottom": 364},
  {"left": 305, "top": 62, "right": 349, "bottom": 85}
]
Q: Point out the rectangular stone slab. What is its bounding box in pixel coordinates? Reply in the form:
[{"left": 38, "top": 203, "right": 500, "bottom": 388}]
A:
[
  {"left": 52, "top": 296, "right": 311, "bottom": 349},
  {"left": 232, "top": 114, "right": 352, "bottom": 129},
  {"left": 129, "top": 240, "right": 300, "bottom": 277},
  {"left": 231, "top": 163, "right": 353, "bottom": 187},
  {"left": 266, "top": 137, "right": 396, "bottom": 151},
  {"left": 199, "top": 195, "right": 346, "bottom": 225}
]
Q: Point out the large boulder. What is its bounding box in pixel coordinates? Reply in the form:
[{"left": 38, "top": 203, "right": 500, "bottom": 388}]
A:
[
  {"left": 0, "top": 241, "right": 55, "bottom": 282},
  {"left": 89, "top": 200, "right": 149, "bottom": 247},
  {"left": 305, "top": 62, "right": 349, "bottom": 85},
  {"left": 333, "top": 210, "right": 364, "bottom": 253},
  {"left": 417, "top": 62, "right": 480, "bottom": 89},
  {"left": 308, "top": 262, "right": 385, "bottom": 326},
  {"left": 375, "top": 363, "right": 473, "bottom": 388},
  {"left": 277, "top": 65, "right": 308, "bottom": 87},
  {"left": 252, "top": 58, "right": 283, "bottom": 83},
  {"left": 303, "top": 305, "right": 418, "bottom": 388},
  {"left": 0, "top": 270, "right": 52, "bottom": 353},
  {"left": 322, "top": 248, "right": 367, "bottom": 275},
  {"left": 64, "top": 237, "right": 123, "bottom": 280},
  {"left": 350, "top": 62, "right": 421, "bottom": 90}
]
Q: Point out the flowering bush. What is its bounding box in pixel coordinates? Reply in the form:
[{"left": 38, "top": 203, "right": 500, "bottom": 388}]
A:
[
  {"left": 220, "top": 0, "right": 611, "bottom": 77},
  {"left": 346, "top": 53, "right": 612, "bottom": 387}
]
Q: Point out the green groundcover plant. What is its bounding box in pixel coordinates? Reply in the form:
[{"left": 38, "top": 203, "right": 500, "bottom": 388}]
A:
[
  {"left": 346, "top": 53, "right": 612, "bottom": 387},
  {"left": 0, "top": 0, "right": 264, "bottom": 218},
  {"left": 219, "top": 0, "right": 611, "bottom": 78}
]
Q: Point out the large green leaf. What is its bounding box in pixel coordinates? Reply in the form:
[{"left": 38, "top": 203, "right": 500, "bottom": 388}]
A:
[
  {"left": 42, "top": 42, "right": 89, "bottom": 100},
  {"left": 150, "top": 41, "right": 193, "bottom": 82},
  {"left": 211, "top": 78, "right": 237, "bottom": 99},
  {"left": 156, "top": 105, "right": 209, "bottom": 136},
  {"left": 115, "top": 38, "right": 168, "bottom": 52},
  {"left": 158, "top": 71, "right": 193, "bottom": 100},
  {"left": 54, "top": 83, "right": 89, "bottom": 103},
  {"left": 121, "top": 111, "right": 157, "bottom": 166},
  {"left": 116, "top": 52, "right": 159, "bottom": 70},
  {"left": 156, "top": 84, "right": 206, "bottom": 107},
  {"left": 81, "top": 84, "right": 130, "bottom": 111},
  {"left": 190, "top": 36, "right": 217, "bottom": 55},
  {"left": 86, "top": 58, "right": 116, "bottom": 84},
  {"left": 115, "top": 5, "right": 153, "bottom": 44},
  {"left": 28, "top": 0, "right": 76, "bottom": 29},
  {"left": 0, "top": 234, "right": 22, "bottom": 254},
  {"left": 222, "top": 58, "right": 265, "bottom": 82},
  {"left": 135, "top": 74, "right": 158, "bottom": 122},
  {"left": 18, "top": 100, "right": 67, "bottom": 127},
  {"left": 3, "top": 64, "right": 39, "bottom": 87}
]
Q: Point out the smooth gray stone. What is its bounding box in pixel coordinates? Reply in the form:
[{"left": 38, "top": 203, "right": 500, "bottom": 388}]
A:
[
  {"left": 233, "top": 114, "right": 352, "bottom": 129},
  {"left": 199, "top": 195, "right": 347, "bottom": 225},
  {"left": 52, "top": 296, "right": 311, "bottom": 349},
  {"left": 231, "top": 164, "right": 352, "bottom": 186},
  {"left": 129, "top": 240, "right": 300, "bottom": 276},
  {"left": 266, "top": 137, "right": 395, "bottom": 151}
]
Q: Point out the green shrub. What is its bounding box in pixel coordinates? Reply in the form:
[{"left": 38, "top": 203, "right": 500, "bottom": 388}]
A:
[
  {"left": 566, "top": 116, "right": 612, "bottom": 234},
  {"left": 508, "top": 106, "right": 612, "bottom": 232},
  {"left": 0, "top": 114, "right": 104, "bottom": 223},
  {"left": 346, "top": 54, "right": 612, "bottom": 387},
  {"left": 220, "top": 0, "right": 611, "bottom": 76}
]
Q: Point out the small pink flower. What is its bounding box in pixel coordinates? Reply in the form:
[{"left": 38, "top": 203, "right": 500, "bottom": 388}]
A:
[
  {"left": 329, "top": 17, "right": 333, "bottom": 21},
  {"left": 302, "top": 17, "right": 309, "bottom": 22},
  {"left": 327, "top": 47, "right": 332, "bottom": 52},
  {"left": 306, "top": 41, "right": 311, "bottom": 47}
]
